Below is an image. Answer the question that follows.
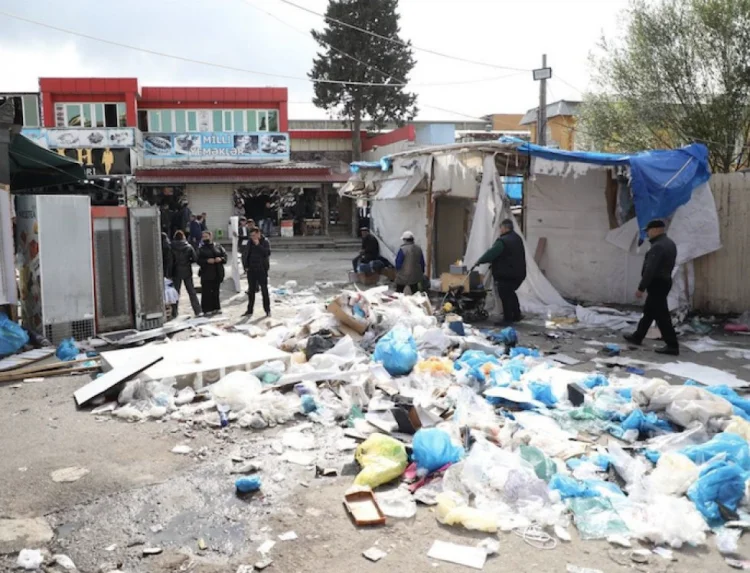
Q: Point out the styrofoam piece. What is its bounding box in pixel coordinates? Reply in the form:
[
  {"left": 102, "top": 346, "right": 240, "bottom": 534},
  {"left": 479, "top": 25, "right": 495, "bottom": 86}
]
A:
[
  {"left": 100, "top": 334, "right": 290, "bottom": 387},
  {"left": 427, "top": 540, "right": 487, "bottom": 570},
  {"left": 658, "top": 361, "right": 749, "bottom": 389},
  {"left": 74, "top": 355, "right": 163, "bottom": 407}
]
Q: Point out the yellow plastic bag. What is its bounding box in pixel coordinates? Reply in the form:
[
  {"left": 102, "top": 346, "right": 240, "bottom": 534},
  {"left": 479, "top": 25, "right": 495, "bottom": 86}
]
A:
[
  {"left": 435, "top": 492, "right": 498, "bottom": 533},
  {"left": 414, "top": 357, "right": 454, "bottom": 375},
  {"left": 354, "top": 433, "right": 409, "bottom": 488}
]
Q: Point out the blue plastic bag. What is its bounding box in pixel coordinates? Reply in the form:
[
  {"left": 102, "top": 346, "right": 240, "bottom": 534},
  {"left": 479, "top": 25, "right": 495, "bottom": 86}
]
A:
[
  {"left": 373, "top": 326, "right": 418, "bottom": 376},
  {"left": 680, "top": 433, "right": 750, "bottom": 471},
  {"left": 549, "top": 475, "right": 599, "bottom": 499},
  {"left": 455, "top": 350, "right": 500, "bottom": 383},
  {"left": 0, "top": 313, "right": 29, "bottom": 358},
  {"left": 529, "top": 382, "right": 558, "bottom": 407},
  {"left": 235, "top": 475, "right": 262, "bottom": 493},
  {"left": 509, "top": 347, "right": 540, "bottom": 358},
  {"left": 411, "top": 428, "right": 463, "bottom": 473},
  {"left": 687, "top": 460, "right": 747, "bottom": 527},
  {"left": 56, "top": 338, "right": 79, "bottom": 362},
  {"left": 618, "top": 409, "right": 673, "bottom": 436},
  {"left": 582, "top": 374, "right": 609, "bottom": 390},
  {"left": 685, "top": 381, "right": 750, "bottom": 419}
]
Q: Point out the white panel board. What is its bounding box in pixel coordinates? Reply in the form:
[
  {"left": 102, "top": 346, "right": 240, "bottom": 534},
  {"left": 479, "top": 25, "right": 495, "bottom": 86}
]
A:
[
  {"left": 100, "top": 334, "right": 290, "bottom": 388},
  {"left": 370, "top": 194, "right": 427, "bottom": 262},
  {"left": 38, "top": 195, "right": 95, "bottom": 323},
  {"left": 0, "top": 189, "right": 15, "bottom": 306},
  {"left": 186, "top": 184, "right": 233, "bottom": 240}
]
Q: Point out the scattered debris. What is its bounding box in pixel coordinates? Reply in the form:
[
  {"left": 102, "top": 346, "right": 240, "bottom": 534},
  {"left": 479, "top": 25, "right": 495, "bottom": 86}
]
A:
[
  {"left": 50, "top": 466, "right": 90, "bottom": 483},
  {"left": 16, "top": 549, "right": 43, "bottom": 571},
  {"left": 344, "top": 487, "right": 386, "bottom": 526},
  {"left": 171, "top": 445, "right": 192, "bottom": 455},
  {"left": 257, "top": 540, "right": 275, "bottom": 555},
  {"left": 363, "top": 547, "right": 387, "bottom": 562},
  {"left": 142, "top": 547, "right": 163, "bottom": 556},
  {"left": 278, "top": 531, "right": 298, "bottom": 541},
  {"left": 52, "top": 554, "right": 76, "bottom": 570},
  {"left": 427, "top": 540, "right": 487, "bottom": 570},
  {"left": 254, "top": 558, "right": 273, "bottom": 570}
]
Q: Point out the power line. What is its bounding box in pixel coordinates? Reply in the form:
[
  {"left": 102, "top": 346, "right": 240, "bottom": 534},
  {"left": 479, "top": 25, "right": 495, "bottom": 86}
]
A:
[
  {"left": 0, "top": 9, "right": 497, "bottom": 89},
  {"left": 277, "top": 0, "right": 532, "bottom": 73}
]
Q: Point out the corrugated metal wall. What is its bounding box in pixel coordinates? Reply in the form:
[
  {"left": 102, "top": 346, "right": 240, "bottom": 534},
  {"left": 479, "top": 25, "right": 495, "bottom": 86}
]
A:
[{"left": 694, "top": 173, "right": 750, "bottom": 314}]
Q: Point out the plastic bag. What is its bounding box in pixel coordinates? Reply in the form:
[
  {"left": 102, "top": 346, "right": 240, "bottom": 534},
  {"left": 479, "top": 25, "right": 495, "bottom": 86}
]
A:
[
  {"left": 164, "top": 278, "right": 179, "bottom": 304},
  {"left": 529, "top": 382, "right": 558, "bottom": 407},
  {"left": 354, "top": 433, "right": 408, "bottom": 488},
  {"left": 519, "top": 445, "right": 557, "bottom": 482},
  {"left": 613, "top": 409, "right": 672, "bottom": 438},
  {"left": 0, "top": 313, "right": 29, "bottom": 357},
  {"left": 582, "top": 374, "right": 609, "bottom": 390},
  {"left": 56, "top": 337, "right": 78, "bottom": 361},
  {"left": 680, "top": 432, "right": 750, "bottom": 470},
  {"left": 568, "top": 497, "right": 629, "bottom": 540},
  {"left": 725, "top": 416, "right": 750, "bottom": 441},
  {"left": 209, "top": 371, "right": 262, "bottom": 412},
  {"left": 549, "top": 475, "right": 599, "bottom": 499},
  {"left": 435, "top": 491, "right": 498, "bottom": 532},
  {"left": 412, "top": 428, "right": 463, "bottom": 473},
  {"left": 647, "top": 452, "right": 699, "bottom": 496},
  {"left": 618, "top": 493, "right": 708, "bottom": 548},
  {"left": 376, "top": 487, "right": 417, "bottom": 519},
  {"left": 249, "top": 360, "right": 287, "bottom": 385},
  {"left": 687, "top": 460, "right": 748, "bottom": 527},
  {"left": 372, "top": 326, "right": 418, "bottom": 376},
  {"left": 413, "top": 357, "right": 454, "bottom": 376},
  {"left": 304, "top": 334, "right": 335, "bottom": 360}
]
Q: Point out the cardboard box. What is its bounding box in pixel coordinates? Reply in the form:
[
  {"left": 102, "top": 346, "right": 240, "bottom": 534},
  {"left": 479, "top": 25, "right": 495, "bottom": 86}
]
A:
[
  {"left": 357, "top": 272, "right": 380, "bottom": 286},
  {"left": 327, "top": 301, "right": 370, "bottom": 335},
  {"left": 440, "top": 272, "right": 484, "bottom": 293}
]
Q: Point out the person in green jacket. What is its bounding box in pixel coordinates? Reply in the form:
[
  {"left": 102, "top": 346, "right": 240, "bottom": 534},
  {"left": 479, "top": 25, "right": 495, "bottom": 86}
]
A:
[{"left": 473, "top": 218, "right": 527, "bottom": 325}]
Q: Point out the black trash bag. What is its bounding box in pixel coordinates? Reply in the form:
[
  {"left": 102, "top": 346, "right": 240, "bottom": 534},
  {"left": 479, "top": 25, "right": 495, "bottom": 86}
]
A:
[{"left": 305, "top": 334, "right": 335, "bottom": 360}]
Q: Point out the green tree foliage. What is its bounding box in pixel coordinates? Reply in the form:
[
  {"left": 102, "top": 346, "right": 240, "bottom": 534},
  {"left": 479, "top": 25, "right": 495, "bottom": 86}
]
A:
[
  {"left": 580, "top": 0, "right": 750, "bottom": 172},
  {"left": 309, "top": 0, "right": 418, "bottom": 159}
]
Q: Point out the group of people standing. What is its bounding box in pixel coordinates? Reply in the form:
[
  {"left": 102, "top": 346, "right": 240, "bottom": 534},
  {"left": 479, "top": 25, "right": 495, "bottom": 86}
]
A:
[
  {"left": 161, "top": 227, "right": 227, "bottom": 318},
  {"left": 353, "top": 226, "right": 426, "bottom": 295}
]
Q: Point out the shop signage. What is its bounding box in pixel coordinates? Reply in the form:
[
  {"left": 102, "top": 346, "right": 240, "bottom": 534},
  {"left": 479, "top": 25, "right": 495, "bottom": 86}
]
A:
[
  {"left": 143, "top": 132, "right": 290, "bottom": 160},
  {"left": 23, "top": 128, "right": 135, "bottom": 149},
  {"left": 56, "top": 148, "right": 132, "bottom": 177}
]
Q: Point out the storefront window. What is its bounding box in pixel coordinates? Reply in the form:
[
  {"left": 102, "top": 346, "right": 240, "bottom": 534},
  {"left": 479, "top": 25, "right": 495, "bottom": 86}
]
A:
[
  {"left": 258, "top": 111, "right": 268, "bottom": 131},
  {"left": 94, "top": 104, "right": 105, "bottom": 127},
  {"left": 268, "top": 110, "right": 279, "bottom": 132},
  {"left": 187, "top": 111, "right": 197, "bottom": 131},
  {"left": 148, "top": 110, "right": 161, "bottom": 132},
  {"left": 212, "top": 110, "right": 223, "bottom": 132},
  {"left": 174, "top": 110, "right": 186, "bottom": 132},
  {"left": 224, "top": 110, "right": 233, "bottom": 132},
  {"left": 82, "top": 104, "right": 93, "bottom": 128},
  {"left": 117, "top": 103, "right": 127, "bottom": 127},
  {"left": 66, "top": 104, "right": 81, "bottom": 127},
  {"left": 234, "top": 110, "right": 244, "bottom": 132},
  {"left": 246, "top": 110, "right": 257, "bottom": 131},
  {"left": 161, "top": 110, "right": 173, "bottom": 132}
]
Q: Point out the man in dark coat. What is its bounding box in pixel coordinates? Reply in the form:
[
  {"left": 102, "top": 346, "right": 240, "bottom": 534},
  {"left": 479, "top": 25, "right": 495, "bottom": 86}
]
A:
[
  {"left": 161, "top": 232, "right": 173, "bottom": 280},
  {"left": 625, "top": 219, "right": 679, "bottom": 355},
  {"left": 242, "top": 227, "right": 272, "bottom": 318},
  {"left": 236, "top": 217, "right": 250, "bottom": 274},
  {"left": 171, "top": 230, "right": 201, "bottom": 317},
  {"left": 188, "top": 215, "right": 203, "bottom": 248},
  {"left": 197, "top": 230, "right": 227, "bottom": 315},
  {"left": 352, "top": 227, "right": 380, "bottom": 272},
  {"left": 474, "top": 218, "right": 527, "bottom": 325}
]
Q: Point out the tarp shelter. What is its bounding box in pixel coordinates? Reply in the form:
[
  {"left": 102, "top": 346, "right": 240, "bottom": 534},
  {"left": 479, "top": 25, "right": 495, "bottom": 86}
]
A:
[
  {"left": 342, "top": 137, "right": 721, "bottom": 318},
  {"left": 8, "top": 133, "right": 86, "bottom": 191}
]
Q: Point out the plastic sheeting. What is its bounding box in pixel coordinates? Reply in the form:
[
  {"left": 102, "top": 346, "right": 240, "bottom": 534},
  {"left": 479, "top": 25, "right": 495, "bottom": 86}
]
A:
[{"left": 465, "top": 155, "right": 572, "bottom": 315}]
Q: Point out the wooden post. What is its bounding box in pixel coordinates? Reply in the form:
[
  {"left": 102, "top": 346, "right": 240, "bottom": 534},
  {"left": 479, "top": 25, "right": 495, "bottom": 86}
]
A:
[
  {"left": 351, "top": 197, "right": 358, "bottom": 237},
  {"left": 425, "top": 157, "right": 435, "bottom": 278},
  {"left": 321, "top": 184, "right": 330, "bottom": 236}
]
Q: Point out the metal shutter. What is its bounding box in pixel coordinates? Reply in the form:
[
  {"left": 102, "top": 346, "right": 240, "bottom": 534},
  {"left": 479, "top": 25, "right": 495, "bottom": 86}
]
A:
[{"left": 93, "top": 213, "right": 133, "bottom": 332}]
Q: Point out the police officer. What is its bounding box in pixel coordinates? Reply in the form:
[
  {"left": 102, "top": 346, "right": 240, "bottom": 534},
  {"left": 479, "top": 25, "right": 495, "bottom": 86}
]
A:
[{"left": 624, "top": 219, "right": 679, "bottom": 355}]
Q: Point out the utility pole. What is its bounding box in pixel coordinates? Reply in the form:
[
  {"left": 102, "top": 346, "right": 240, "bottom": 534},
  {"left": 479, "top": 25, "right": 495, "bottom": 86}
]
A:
[{"left": 533, "top": 54, "right": 552, "bottom": 146}]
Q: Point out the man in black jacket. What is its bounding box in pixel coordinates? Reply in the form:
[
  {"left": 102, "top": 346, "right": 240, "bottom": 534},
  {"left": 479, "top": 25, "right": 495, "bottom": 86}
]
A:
[
  {"left": 625, "top": 220, "right": 679, "bottom": 355},
  {"left": 197, "top": 231, "right": 227, "bottom": 315},
  {"left": 352, "top": 227, "right": 380, "bottom": 272},
  {"left": 161, "top": 232, "right": 173, "bottom": 280},
  {"left": 236, "top": 217, "right": 250, "bottom": 274},
  {"left": 473, "top": 218, "right": 527, "bottom": 325},
  {"left": 242, "top": 227, "right": 272, "bottom": 318},
  {"left": 171, "top": 231, "right": 201, "bottom": 317}
]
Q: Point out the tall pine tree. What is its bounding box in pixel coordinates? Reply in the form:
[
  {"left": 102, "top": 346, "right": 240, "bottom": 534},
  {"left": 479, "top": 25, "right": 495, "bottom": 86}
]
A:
[{"left": 309, "top": 0, "right": 418, "bottom": 160}]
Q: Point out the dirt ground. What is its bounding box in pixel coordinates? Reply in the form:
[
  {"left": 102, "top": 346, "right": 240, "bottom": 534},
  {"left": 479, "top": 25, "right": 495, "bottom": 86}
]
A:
[{"left": 1, "top": 251, "right": 749, "bottom": 572}]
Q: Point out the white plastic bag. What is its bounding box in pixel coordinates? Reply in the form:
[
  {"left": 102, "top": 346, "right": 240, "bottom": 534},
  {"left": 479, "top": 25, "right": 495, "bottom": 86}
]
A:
[
  {"left": 646, "top": 452, "right": 699, "bottom": 496},
  {"left": 209, "top": 371, "right": 262, "bottom": 411}
]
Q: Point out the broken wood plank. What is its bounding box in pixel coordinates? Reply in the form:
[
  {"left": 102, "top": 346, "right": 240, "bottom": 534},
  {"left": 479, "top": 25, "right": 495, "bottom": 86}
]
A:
[
  {"left": 74, "top": 355, "right": 163, "bottom": 408},
  {"left": 0, "top": 348, "right": 56, "bottom": 373},
  {"left": 0, "top": 357, "right": 100, "bottom": 383}
]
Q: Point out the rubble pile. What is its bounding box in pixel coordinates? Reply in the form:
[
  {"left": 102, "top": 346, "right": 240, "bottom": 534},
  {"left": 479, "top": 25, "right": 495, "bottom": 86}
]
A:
[{"left": 76, "top": 286, "right": 750, "bottom": 567}]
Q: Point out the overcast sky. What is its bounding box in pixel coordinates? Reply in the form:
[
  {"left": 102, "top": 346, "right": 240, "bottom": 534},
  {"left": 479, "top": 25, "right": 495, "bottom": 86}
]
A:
[{"left": 0, "top": 0, "right": 630, "bottom": 122}]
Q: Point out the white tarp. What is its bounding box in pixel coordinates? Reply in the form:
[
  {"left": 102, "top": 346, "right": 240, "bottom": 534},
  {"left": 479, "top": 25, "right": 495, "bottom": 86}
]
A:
[
  {"left": 466, "top": 156, "right": 573, "bottom": 316},
  {"left": 432, "top": 152, "right": 483, "bottom": 198},
  {"left": 375, "top": 171, "right": 424, "bottom": 200},
  {"left": 371, "top": 194, "right": 428, "bottom": 263}
]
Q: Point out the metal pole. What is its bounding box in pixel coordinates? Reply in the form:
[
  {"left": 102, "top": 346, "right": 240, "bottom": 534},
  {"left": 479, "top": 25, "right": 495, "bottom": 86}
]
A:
[{"left": 538, "top": 54, "right": 548, "bottom": 146}]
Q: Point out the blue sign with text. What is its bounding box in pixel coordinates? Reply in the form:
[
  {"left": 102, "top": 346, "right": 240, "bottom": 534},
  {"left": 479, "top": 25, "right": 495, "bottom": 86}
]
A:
[{"left": 143, "top": 132, "right": 289, "bottom": 160}]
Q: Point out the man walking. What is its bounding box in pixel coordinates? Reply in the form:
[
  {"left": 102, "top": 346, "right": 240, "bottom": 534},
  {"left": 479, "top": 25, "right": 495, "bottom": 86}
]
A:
[
  {"left": 188, "top": 215, "right": 203, "bottom": 248},
  {"left": 197, "top": 230, "right": 227, "bottom": 315},
  {"left": 394, "top": 231, "right": 425, "bottom": 294},
  {"left": 473, "top": 218, "right": 527, "bottom": 325},
  {"left": 171, "top": 230, "right": 201, "bottom": 317},
  {"left": 242, "top": 227, "right": 271, "bottom": 318},
  {"left": 624, "top": 219, "right": 679, "bottom": 355},
  {"left": 236, "top": 217, "right": 250, "bottom": 274}
]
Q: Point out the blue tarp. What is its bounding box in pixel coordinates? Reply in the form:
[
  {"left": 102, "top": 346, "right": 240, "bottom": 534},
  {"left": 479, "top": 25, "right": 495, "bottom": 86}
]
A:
[
  {"left": 498, "top": 137, "right": 711, "bottom": 239},
  {"left": 502, "top": 176, "right": 523, "bottom": 201}
]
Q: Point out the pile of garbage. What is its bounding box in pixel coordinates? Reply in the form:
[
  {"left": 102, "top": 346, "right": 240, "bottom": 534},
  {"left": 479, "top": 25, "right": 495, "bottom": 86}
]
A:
[{"left": 94, "top": 287, "right": 750, "bottom": 565}]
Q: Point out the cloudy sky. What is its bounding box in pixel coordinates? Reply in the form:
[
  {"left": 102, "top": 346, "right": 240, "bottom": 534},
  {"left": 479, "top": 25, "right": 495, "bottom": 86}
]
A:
[{"left": 0, "top": 0, "right": 630, "bottom": 121}]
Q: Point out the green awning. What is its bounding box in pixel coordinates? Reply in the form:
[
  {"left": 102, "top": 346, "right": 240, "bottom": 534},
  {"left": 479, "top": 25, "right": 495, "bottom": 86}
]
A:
[{"left": 9, "top": 134, "right": 86, "bottom": 191}]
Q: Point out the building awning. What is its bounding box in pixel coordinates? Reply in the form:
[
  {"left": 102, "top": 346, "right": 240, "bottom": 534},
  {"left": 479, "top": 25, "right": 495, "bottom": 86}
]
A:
[
  {"left": 374, "top": 171, "right": 425, "bottom": 200},
  {"left": 9, "top": 134, "right": 86, "bottom": 191},
  {"left": 135, "top": 164, "right": 350, "bottom": 185}
]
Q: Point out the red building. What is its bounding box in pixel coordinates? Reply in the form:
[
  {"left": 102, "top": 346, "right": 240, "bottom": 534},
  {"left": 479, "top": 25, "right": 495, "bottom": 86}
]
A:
[{"left": 26, "top": 77, "right": 355, "bottom": 237}]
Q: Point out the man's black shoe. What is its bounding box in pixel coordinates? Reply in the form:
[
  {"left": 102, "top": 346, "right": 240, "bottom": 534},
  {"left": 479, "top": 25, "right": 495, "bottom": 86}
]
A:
[
  {"left": 623, "top": 334, "right": 642, "bottom": 346},
  {"left": 655, "top": 346, "right": 680, "bottom": 356}
]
